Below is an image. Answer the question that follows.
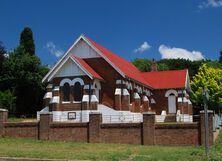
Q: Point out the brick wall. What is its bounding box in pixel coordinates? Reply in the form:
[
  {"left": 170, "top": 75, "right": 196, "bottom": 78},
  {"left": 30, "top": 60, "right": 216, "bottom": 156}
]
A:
[
  {"left": 4, "top": 122, "right": 39, "bottom": 139},
  {"left": 0, "top": 110, "right": 214, "bottom": 146},
  {"left": 84, "top": 58, "right": 122, "bottom": 108},
  {"left": 155, "top": 123, "right": 199, "bottom": 145}
]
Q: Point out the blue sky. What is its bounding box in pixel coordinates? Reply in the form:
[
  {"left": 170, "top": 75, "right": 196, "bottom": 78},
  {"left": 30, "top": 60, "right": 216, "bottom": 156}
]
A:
[{"left": 1, "top": 0, "right": 222, "bottom": 65}]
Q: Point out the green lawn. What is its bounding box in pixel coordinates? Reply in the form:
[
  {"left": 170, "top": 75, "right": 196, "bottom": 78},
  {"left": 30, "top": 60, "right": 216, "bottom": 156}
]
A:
[{"left": 0, "top": 130, "right": 221, "bottom": 161}]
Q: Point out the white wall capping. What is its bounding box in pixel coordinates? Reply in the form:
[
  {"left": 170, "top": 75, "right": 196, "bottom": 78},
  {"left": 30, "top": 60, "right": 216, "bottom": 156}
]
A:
[
  {"left": 178, "top": 97, "right": 192, "bottom": 105},
  {"left": 151, "top": 98, "right": 156, "bottom": 104},
  {"left": 53, "top": 86, "right": 60, "bottom": 91},
  {"left": 50, "top": 96, "right": 60, "bottom": 104},
  {"left": 143, "top": 96, "right": 149, "bottom": 101},
  {"left": 116, "top": 80, "right": 121, "bottom": 84},
  {"left": 44, "top": 92, "right": 52, "bottom": 99},
  {"left": 46, "top": 84, "right": 53, "bottom": 89},
  {"left": 134, "top": 93, "right": 140, "bottom": 99},
  {"left": 165, "top": 89, "right": 178, "bottom": 97},
  {"left": 115, "top": 88, "right": 121, "bottom": 95},
  {"left": 123, "top": 89, "right": 130, "bottom": 96},
  {"left": 82, "top": 94, "right": 98, "bottom": 102}
]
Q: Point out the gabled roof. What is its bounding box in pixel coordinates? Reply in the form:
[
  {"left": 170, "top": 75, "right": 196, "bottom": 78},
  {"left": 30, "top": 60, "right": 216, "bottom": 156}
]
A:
[
  {"left": 71, "top": 55, "right": 103, "bottom": 80},
  {"left": 141, "top": 69, "right": 188, "bottom": 89},
  {"left": 85, "top": 36, "right": 153, "bottom": 88}
]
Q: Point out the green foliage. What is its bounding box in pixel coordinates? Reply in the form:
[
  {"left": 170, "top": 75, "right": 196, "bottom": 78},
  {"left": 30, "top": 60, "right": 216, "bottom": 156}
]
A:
[
  {"left": 132, "top": 58, "right": 152, "bottom": 72},
  {"left": 190, "top": 64, "right": 222, "bottom": 113},
  {"left": 20, "top": 27, "right": 35, "bottom": 55},
  {"left": 0, "top": 47, "right": 49, "bottom": 115},
  {"left": 219, "top": 50, "right": 222, "bottom": 63},
  {"left": 0, "top": 41, "right": 6, "bottom": 61},
  {"left": 132, "top": 58, "right": 203, "bottom": 77},
  {"left": 0, "top": 90, "right": 16, "bottom": 113}
]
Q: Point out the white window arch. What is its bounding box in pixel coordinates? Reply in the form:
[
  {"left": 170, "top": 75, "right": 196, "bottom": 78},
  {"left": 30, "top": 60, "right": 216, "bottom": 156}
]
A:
[
  {"left": 72, "top": 78, "right": 84, "bottom": 86},
  {"left": 165, "top": 89, "right": 178, "bottom": 97},
  {"left": 60, "top": 78, "right": 72, "bottom": 86}
]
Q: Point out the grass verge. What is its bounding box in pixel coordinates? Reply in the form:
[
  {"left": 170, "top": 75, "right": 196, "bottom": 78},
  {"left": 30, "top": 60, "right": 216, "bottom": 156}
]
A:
[{"left": 0, "top": 130, "right": 221, "bottom": 161}]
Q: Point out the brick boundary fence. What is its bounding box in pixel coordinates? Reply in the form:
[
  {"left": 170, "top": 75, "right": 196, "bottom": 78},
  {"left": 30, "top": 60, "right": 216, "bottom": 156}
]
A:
[{"left": 0, "top": 110, "right": 213, "bottom": 145}]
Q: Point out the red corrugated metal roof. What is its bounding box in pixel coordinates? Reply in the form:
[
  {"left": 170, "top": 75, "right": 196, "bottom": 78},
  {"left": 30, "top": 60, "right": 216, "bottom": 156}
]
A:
[
  {"left": 141, "top": 69, "right": 187, "bottom": 89},
  {"left": 85, "top": 36, "right": 152, "bottom": 88},
  {"left": 71, "top": 55, "right": 104, "bottom": 80}
]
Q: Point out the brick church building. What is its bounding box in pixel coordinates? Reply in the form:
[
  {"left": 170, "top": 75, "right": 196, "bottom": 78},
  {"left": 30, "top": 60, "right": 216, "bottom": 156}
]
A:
[{"left": 40, "top": 35, "right": 192, "bottom": 122}]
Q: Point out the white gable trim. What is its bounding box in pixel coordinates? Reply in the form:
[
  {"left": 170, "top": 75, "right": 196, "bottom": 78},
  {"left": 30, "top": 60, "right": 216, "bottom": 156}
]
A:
[
  {"left": 42, "top": 35, "right": 125, "bottom": 83},
  {"left": 69, "top": 56, "right": 93, "bottom": 79},
  {"left": 48, "top": 56, "right": 93, "bottom": 82},
  {"left": 42, "top": 35, "right": 83, "bottom": 83}
]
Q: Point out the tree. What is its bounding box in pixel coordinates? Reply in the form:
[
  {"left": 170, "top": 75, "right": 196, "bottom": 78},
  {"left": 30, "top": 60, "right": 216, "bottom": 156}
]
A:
[
  {"left": 132, "top": 58, "right": 152, "bottom": 72},
  {"left": 190, "top": 64, "right": 222, "bottom": 113},
  {"left": 20, "top": 27, "right": 35, "bottom": 55},
  {"left": 219, "top": 50, "right": 222, "bottom": 63},
  {"left": 0, "top": 90, "right": 16, "bottom": 114},
  {"left": 0, "top": 47, "right": 49, "bottom": 116},
  {"left": 0, "top": 41, "right": 7, "bottom": 77},
  {"left": 0, "top": 41, "right": 6, "bottom": 61}
]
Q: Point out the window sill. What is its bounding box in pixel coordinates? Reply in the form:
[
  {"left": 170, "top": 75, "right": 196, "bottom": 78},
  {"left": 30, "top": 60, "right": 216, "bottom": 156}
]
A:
[
  {"left": 62, "top": 101, "right": 71, "bottom": 104},
  {"left": 73, "top": 101, "right": 81, "bottom": 104}
]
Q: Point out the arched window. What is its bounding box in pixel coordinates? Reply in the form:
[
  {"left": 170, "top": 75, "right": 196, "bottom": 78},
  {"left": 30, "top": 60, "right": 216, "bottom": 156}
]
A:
[
  {"left": 73, "top": 82, "right": 82, "bottom": 102},
  {"left": 63, "top": 83, "right": 70, "bottom": 102}
]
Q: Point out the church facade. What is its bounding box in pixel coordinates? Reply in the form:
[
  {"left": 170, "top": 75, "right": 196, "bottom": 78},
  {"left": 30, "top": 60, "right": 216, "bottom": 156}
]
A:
[{"left": 41, "top": 35, "right": 192, "bottom": 122}]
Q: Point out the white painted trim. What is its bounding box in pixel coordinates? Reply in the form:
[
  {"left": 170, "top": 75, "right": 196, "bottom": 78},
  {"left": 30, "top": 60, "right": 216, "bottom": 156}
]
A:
[
  {"left": 53, "top": 86, "right": 60, "bottom": 91},
  {"left": 73, "top": 101, "right": 81, "bottom": 103},
  {"left": 46, "top": 84, "right": 53, "bottom": 89},
  {"left": 123, "top": 89, "right": 129, "bottom": 96},
  {"left": 165, "top": 89, "right": 178, "bottom": 97},
  {"left": 72, "top": 77, "right": 84, "bottom": 86},
  {"left": 143, "top": 96, "right": 149, "bottom": 101},
  {"left": 115, "top": 88, "right": 121, "bottom": 95},
  {"left": 69, "top": 56, "right": 93, "bottom": 79},
  {"left": 82, "top": 94, "right": 98, "bottom": 102},
  {"left": 134, "top": 93, "right": 140, "bottom": 99},
  {"left": 42, "top": 35, "right": 83, "bottom": 83},
  {"left": 151, "top": 98, "right": 156, "bottom": 104},
  {"left": 50, "top": 96, "right": 60, "bottom": 104},
  {"left": 44, "top": 92, "right": 52, "bottom": 99},
  {"left": 62, "top": 101, "right": 71, "bottom": 104},
  {"left": 60, "top": 78, "right": 72, "bottom": 86}
]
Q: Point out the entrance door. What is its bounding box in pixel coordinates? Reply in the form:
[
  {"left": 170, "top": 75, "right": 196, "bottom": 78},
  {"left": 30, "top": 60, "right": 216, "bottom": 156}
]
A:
[{"left": 168, "top": 95, "right": 176, "bottom": 113}]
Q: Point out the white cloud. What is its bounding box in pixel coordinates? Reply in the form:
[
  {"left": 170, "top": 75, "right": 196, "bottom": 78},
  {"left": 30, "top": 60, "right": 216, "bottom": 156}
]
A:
[
  {"left": 45, "top": 42, "right": 64, "bottom": 58},
  {"left": 134, "top": 41, "right": 151, "bottom": 53},
  {"left": 198, "top": 0, "right": 222, "bottom": 9},
  {"left": 159, "top": 45, "right": 204, "bottom": 61}
]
